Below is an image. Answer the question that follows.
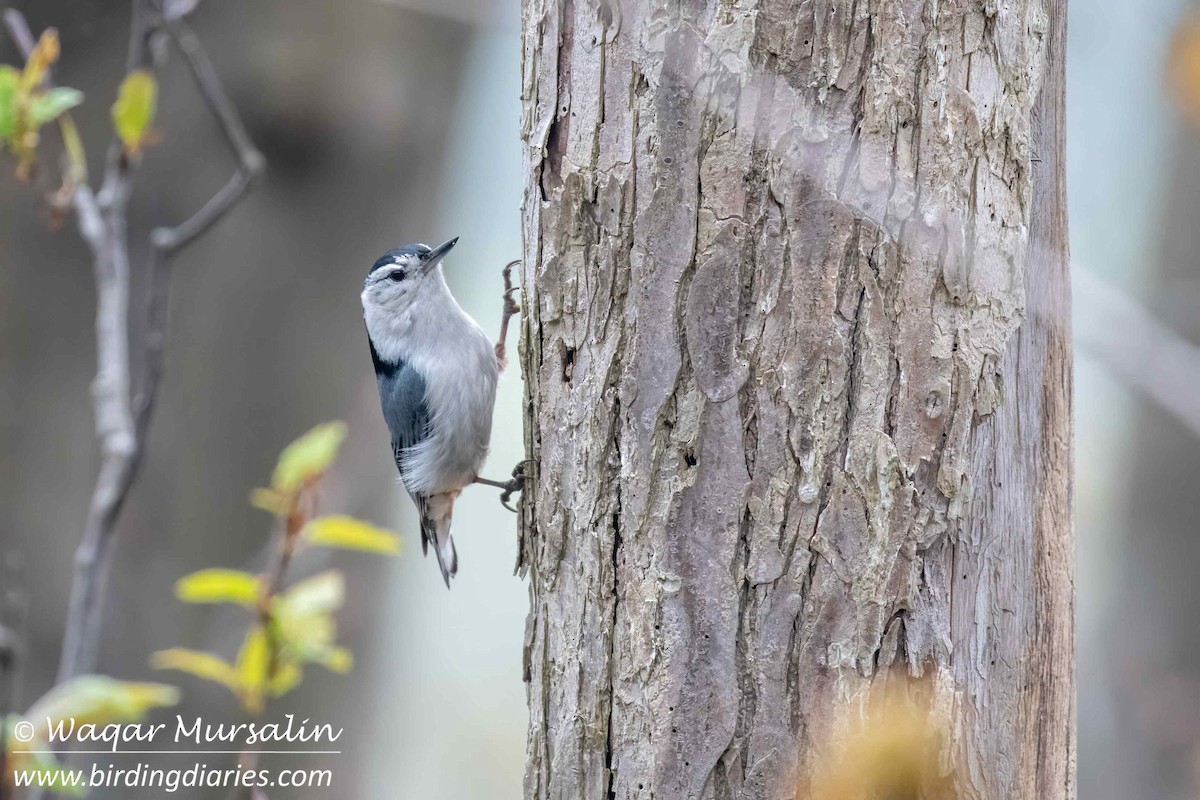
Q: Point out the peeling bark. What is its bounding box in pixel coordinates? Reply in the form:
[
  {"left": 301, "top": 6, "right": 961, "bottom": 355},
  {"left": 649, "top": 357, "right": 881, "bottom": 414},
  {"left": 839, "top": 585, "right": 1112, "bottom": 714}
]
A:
[{"left": 517, "top": 0, "right": 1073, "bottom": 797}]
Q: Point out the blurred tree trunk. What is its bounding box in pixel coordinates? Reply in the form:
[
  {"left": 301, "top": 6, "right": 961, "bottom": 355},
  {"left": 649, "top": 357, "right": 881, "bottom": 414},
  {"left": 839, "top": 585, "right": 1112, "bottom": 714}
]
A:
[{"left": 517, "top": 0, "right": 1073, "bottom": 798}]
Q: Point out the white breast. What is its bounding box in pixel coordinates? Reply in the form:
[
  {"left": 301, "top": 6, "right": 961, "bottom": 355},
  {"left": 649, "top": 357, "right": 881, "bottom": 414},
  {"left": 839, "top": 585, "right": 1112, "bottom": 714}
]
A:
[{"left": 364, "top": 270, "right": 499, "bottom": 495}]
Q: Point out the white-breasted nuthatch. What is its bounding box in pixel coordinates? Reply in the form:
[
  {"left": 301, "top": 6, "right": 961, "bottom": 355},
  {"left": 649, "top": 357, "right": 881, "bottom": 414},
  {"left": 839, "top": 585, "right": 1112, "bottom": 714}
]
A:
[{"left": 361, "top": 237, "right": 509, "bottom": 586}]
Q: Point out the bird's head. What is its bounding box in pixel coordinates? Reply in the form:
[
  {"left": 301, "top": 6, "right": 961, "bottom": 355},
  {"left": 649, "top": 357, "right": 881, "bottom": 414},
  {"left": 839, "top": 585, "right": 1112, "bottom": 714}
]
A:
[{"left": 361, "top": 237, "right": 458, "bottom": 315}]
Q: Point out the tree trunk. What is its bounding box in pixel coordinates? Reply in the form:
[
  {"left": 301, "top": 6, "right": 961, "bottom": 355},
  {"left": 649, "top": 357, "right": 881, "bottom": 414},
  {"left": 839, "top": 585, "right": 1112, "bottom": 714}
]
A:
[{"left": 517, "top": 0, "right": 1073, "bottom": 798}]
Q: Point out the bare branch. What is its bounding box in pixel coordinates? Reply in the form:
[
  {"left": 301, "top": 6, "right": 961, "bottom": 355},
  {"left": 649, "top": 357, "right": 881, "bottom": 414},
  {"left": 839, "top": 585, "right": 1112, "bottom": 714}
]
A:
[
  {"left": 0, "top": 8, "right": 31, "bottom": 51},
  {"left": 134, "top": 16, "right": 265, "bottom": 437},
  {"left": 3, "top": 3, "right": 145, "bottom": 681},
  {"left": 71, "top": 187, "right": 108, "bottom": 255},
  {"left": 164, "top": 17, "right": 265, "bottom": 196},
  {"left": 3, "top": 2, "right": 262, "bottom": 682},
  {"left": 59, "top": 0, "right": 157, "bottom": 683}
]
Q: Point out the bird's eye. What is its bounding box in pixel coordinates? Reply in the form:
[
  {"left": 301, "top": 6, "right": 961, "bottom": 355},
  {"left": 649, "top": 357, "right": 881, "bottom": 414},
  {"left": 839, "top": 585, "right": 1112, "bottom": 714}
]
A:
[{"left": 388, "top": 270, "right": 406, "bottom": 282}]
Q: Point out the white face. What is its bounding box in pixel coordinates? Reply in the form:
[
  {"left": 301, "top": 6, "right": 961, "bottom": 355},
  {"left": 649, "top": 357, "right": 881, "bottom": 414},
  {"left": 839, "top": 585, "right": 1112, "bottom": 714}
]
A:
[
  {"left": 362, "top": 252, "right": 427, "bottom": 314},
  {"left": 361, "top": 240, "right": 458, "bottom": 349}
]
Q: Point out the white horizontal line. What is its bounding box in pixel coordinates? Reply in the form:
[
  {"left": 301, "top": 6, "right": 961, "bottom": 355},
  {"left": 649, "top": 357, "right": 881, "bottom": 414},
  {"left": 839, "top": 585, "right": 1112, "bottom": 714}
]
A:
[{"left": 12, "top": 750, "right": 342, "bottom": 755}]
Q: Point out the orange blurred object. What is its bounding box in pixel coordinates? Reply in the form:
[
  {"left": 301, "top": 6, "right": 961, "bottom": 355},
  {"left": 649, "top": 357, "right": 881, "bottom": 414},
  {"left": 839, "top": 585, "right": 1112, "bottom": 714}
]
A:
[
  {"left": 807, "top": 682, "right": 957, "bottom": 800},
  {"left": 1168, "top": 11, "right": 1200, "bottom": 128}
]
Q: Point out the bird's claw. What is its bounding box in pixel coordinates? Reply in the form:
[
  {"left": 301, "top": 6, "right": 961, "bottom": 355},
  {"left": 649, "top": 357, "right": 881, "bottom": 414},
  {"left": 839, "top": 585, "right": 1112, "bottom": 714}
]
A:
[
  {"left": 503, "top": 284, "right": 520, "bottom": 317},
  {"left": 495, "top": 260, "right": 522, "bottom": 369},
  {"left": 499, "top": 462, "right": 527, "bottom": 513}
]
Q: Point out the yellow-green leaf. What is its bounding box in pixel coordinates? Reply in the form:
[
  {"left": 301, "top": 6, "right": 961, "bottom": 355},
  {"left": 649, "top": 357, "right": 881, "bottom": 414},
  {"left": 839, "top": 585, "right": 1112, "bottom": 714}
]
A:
[
  {"left": 112, "top": 69, "right": 157, "bottom": 154},
  {"left": 20, "top": 29, "right": 60, "bottom": 93},
  {"left": 151, "top": 648, "right": 240, "bottom": 690},
  {"left": 175, "top": 568, "right": 263, "bottom": 606},
  {"left": 250, "top": 487, "right": 290, "bottom": 516},
  {"left": 303, "top": 515, "right": 401, "bottom": 555},
  {"left": 269, "top": 661, "right": 303, "bottom": 698},
  {"left": 322, "top": 646, "right": 353, "bottom": 673},
  {"left": 0, "top": 66, "right": 19, "bottom": 139},
  {"left": 271, "top": 421, "right": 347, "bottom": 493},
  {"left": 58, "top": 112, "right": 87, "bottom": 184},
  {"left": 30, "top": 87, "right": 82, "bottom": 126},
  {"left": 236, "top": 627, "right": 269, "bottom": 713},
  {"left": 24, "top": 676, "right": 179, "bottom": 735}
]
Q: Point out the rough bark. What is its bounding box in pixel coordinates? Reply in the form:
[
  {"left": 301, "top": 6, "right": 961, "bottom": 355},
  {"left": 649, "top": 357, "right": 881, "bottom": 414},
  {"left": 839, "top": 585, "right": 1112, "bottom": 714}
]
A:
[{"left": 517, "top": 0, "right": 1073, "bottom": 798}]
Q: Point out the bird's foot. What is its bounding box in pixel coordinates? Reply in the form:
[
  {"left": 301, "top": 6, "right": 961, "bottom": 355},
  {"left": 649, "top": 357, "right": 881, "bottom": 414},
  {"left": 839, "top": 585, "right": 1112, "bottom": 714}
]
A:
[
  {"left": 473, "top": 461, "right": 528, "bottom": 512},
  {"left": 494, "top": 259, "right": 521, "bottom": 369}
]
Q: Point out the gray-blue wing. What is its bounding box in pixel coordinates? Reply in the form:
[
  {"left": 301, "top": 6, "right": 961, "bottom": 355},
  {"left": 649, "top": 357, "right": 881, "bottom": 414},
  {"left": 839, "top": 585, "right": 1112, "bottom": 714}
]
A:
[
  {"left": 376, "top": 363, "right": 436, "bottom": 554},
  {"left": 378, "top": 362, "right": 430, "bottom": 467}
]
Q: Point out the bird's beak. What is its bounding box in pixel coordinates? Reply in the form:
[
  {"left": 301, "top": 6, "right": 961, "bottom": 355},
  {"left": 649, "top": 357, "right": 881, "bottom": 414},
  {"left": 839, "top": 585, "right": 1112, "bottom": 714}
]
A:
[{"left": 421, "top": 237, "right": 459, "bottom": 274}]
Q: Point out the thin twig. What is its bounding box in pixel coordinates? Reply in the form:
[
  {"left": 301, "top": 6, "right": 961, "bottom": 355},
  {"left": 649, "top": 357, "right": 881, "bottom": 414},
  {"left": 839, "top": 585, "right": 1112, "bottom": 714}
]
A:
[
  {"left": 137, "top": 15, "right": 264, "bottom": 438},
  {"left": 0, "top": 9, "right": 30, "bottom": 50},
  {"left": 60, "top": 0, "right": 154, "bottom": 683},
  {"left": 163, "top": 17, "right": 265, "bottom": 196},
  {"left": 3, "top": 2, "right": 262, "bottom": 682},
  {"left": 232, "top": 486, "right": 313, "bottom": 800}
]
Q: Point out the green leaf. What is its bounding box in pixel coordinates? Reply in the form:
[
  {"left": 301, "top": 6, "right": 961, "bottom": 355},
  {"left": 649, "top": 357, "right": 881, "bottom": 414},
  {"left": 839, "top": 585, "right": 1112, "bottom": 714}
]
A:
[
  {"left": 236, "top": 627, "right": 270, "bottom": 713},
  {"left": 29, "top": 87, "right": 82, "bottom": 126},
  {"left": 151, "top": 648, "right": 240, "bottom": 691},
  {"left": 271, "top": 421, "right": 347, "bottom": 493},
  {"left": 24, "top": 676, "right": 179, "bottom": 734},
  {"left": 303, "top": 515, "right": 401, "bottom": 555},
  {"left": 111, "top": 69, "right": 157, "bottom": 154},
  {"left": 0, "top": 66, "right": 19, "bottom": 140},
  {"left": 175, "top": 568, "right": 262, "bottom": 606}
]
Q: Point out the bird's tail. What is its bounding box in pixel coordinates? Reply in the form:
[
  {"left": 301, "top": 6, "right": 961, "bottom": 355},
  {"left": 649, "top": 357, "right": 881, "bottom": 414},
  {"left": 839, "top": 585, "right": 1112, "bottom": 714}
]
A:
[{"left": 418, "top": 491, "right": 458, "bottom": 588}]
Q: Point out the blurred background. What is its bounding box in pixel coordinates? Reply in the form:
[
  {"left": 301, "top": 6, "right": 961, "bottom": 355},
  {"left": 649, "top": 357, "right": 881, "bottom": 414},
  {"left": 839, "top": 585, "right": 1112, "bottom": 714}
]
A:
[
  {"left": 0, "top": 0, "right": 527, "bottom": 797},
  {"left": 1, "top": 0, "right": 1199, "bottom": 798}
]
